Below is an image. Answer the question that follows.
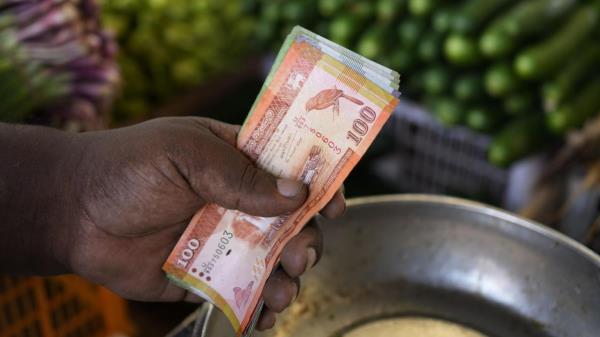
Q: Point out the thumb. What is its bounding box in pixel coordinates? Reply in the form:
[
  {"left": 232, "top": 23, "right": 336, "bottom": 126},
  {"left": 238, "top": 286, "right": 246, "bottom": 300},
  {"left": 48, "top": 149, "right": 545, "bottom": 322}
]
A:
[{"left": 186, "top": 133, "right": 308, "bottom": 217}]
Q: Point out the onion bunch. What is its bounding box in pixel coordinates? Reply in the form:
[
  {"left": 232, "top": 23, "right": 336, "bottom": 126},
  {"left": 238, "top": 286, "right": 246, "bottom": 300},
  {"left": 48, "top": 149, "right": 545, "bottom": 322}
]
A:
[{"left": 0, "top": 0, "right": 120, "bottom": 131}]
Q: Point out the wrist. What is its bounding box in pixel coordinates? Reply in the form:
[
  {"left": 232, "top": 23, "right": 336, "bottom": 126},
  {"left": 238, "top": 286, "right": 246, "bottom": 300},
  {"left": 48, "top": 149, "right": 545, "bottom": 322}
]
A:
[
  {"left": 41, "top": 131, "right": 88, "bottom": 275},
  {"left": 0, "top": 123, "right": 85, "bottom": 275}
]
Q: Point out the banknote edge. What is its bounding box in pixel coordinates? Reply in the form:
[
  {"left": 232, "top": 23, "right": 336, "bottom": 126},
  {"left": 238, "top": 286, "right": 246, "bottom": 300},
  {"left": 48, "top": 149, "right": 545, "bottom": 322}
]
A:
[{"left": 164, "top": 271, "right": 243, "bottom": 335}]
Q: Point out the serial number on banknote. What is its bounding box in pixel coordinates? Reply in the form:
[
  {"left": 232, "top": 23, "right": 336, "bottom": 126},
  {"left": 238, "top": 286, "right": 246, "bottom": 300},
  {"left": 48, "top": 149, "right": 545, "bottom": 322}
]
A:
[
  {"left": 175, "top": 230, "right": 234, "bottom": 274},
  {"left": 200, "top": 230, "right": 234, "bottom": 275}
]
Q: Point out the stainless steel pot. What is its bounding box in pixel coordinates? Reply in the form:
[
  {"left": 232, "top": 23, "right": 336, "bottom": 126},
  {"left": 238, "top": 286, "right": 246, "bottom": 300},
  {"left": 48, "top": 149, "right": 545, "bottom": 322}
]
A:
[{"left": 170, "top": 195, "right": 600, "bottom": 337}]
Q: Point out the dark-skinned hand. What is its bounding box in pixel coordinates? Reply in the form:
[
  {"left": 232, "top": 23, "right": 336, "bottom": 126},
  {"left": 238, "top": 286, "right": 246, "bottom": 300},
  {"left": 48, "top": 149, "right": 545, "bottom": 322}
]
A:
[{"left": 15, "top": 117, "right": 346, "bottom": 330}]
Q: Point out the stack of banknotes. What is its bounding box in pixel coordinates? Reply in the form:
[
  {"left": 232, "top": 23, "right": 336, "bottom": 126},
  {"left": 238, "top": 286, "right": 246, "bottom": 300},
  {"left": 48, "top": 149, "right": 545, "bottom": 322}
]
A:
[{"left": 163, "top": 26, "right": 400, "bottom": 337}]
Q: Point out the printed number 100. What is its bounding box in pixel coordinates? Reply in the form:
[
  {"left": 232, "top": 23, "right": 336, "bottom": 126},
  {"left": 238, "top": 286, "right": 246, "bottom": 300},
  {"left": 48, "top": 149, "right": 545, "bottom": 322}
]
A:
[{"left": 347, "top": 106, "right": 376, "bottom": 146}]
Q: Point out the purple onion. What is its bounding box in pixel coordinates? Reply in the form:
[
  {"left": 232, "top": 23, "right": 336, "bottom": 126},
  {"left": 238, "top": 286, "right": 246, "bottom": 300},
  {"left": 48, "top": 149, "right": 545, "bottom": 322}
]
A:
[
  {"left": 25, "top": 38, "right": 89, "bottom": 64},
  {"left": 62, "top": 53, "right": 102, "bottom": 69},
  {"left": 17, "top": 4, "right": 79, "bottom": 41},
  {"left": 78, "top": 0, "right": 98, "bottom": 19},
  {"left": 72, "top": 64, "right": 120, "bottom": 85},
  {"left": 22, "top": 22, "right": 82, "bottom": 46},
  {"left": 2, "top": 0, "right": 64, "bottom": 29},
  {"left": 2, "top": 0, "right": 120, "bottom": 130},
  {"left": 70, "top": 82, "right": 115, "bottom": 101}
]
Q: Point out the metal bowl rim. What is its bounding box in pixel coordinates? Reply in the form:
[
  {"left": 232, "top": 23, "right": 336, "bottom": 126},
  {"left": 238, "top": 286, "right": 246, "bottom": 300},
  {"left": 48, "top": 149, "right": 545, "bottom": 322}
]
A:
[{"left": 344, "top": 194, "right": 600, "bottom": 268}]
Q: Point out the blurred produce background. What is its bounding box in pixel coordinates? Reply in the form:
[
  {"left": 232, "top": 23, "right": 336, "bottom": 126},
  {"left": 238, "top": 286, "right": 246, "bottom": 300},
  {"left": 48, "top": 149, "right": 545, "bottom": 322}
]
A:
[
  {"left": 244, "top": 0, "right": 600, "bottom": 236},
  {"left": 0, "top": 0, "right": 598, "bottom": 216},
  {"left": 100, "top": 0, "right": 256, "bottom": 124},
  {"left": 0, "top": 0, "right": 120, "bottom": 131},
  {"left": 1, "top": 1, "right": 600, "bottom": 336},
  {"left": 252, "top": 0, "right": 600, "bottom": 167},
  {"left": 2, "top": 0, "right": 597, "bottom": 165}
]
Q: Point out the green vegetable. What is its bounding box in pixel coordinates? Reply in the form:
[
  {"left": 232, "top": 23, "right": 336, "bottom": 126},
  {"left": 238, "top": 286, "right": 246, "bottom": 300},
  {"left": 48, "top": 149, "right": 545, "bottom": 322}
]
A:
[
  {"left": 485, "top": 62, "right": 519, "bottom": 97},
  {"left": 102, "top": 13, "right": 129, "bottom": 36},
  {"left": 417, "top": 32, "right": 442, "bottom": 62},
  {"left": 454, "top": 74, "right": 483, "bottom": 102},
  {"left": 357, "top": 27, "right": 387, "bottom": 60},
  {"left": 546, "top": 78, "right": 600, "bottom": 134},
  {"left": 0, "top": 65, "right": 30, "bottom": 121},
  {"left": 504, "top": 92, "right": 534, "bottom": 115},
  {"left": 423, "top": 66, "right": 451, "bottom": 95},
  {"left": 480, "top": 0, "right": 577, "bottom": 58},
  {"left": 103, "top": 0, "right": 256, "bottom": 119},
  {"left": 377, "top": 0, "right": 404, "bottom": 22},
  {"left": 542, "top": 44, "right": 600, "bottom": 111},
  {"left": 515, "top": 4, "right": 599, "bottom": 80},
  {"left": 433, "top": 97, "right": 464, "bottom": 126},
  {"left": 397, "top": 17, "right": 425, "bottom": 46},
  {"left": 262, "top": 2, "right": 281, "bottom": 22},
  {"left": 329, "top": 14, "right": 360, "bottom": 46},
  {"left": 254, "top": 19, "right": 275, "bottom": 44},
  {"left": 282, "top": 0, "right": 315, "bottom": 22},
  {"left": 488, "top": 115, "right": 548, "bottom": 167},
  {"left": 432, "top": 8, "right": 454, "bottom": 33},
  {"left": 452, "top": 0, "right": 515, "bottom": 34},
  {"left": 479, "top": 30, "right": 512, "bottom": 60},
  {"left": 349, "top": 0, "right": 375, "bottom": 19},
  {"left": 408, "top": 0, "right": 435, "bottom": 17},
  {"left": 241, "top": 0, "right": 259, "bottom": 14},
  {"left": 466, "top": 106, "right": 503, "bottom": 132},
  {"left": 171, "top": 58, "right": 201, "bottom": 86},
  {"left": 318, "top": 0, "right": 347, "bottom": 17},
  {"left": 444, "top": 34, "right": 480, "bottom": 65}
]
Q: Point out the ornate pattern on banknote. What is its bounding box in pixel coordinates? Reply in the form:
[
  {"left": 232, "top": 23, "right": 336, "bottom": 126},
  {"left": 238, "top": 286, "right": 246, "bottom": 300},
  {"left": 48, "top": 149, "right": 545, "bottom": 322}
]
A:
[
  {"left": 299, "top": 145, "right": 324, "bottom": 186},
  {"left": 242, "top": 43, "right": 322, "bottom": 161}
]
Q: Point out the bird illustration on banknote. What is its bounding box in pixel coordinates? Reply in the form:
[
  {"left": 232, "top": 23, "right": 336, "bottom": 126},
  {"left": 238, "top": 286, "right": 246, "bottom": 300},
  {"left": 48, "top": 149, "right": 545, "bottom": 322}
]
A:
[{"left": 305, "top": 87, "right": 364, "bottom": 118}]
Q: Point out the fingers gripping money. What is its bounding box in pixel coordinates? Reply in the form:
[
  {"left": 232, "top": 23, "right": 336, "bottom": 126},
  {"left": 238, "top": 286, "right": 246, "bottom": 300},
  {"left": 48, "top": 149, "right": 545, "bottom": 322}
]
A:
[{"left": 164, "top": 26, "right": 400, "bottom": 336}]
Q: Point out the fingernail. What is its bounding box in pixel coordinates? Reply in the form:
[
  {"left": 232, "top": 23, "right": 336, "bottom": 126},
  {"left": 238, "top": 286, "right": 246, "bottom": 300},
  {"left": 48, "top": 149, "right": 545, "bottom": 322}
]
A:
[
  {"left": 306, "top": 247, "right": 317, "bottom": 271},
  {"left": 277, "top": 179, "right": 303, "bottom": 198}
]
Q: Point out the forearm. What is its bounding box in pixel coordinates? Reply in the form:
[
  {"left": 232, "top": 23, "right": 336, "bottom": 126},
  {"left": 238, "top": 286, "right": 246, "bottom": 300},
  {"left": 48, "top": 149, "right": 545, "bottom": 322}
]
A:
[{"left": 0, "top": 123, "right": 81, "bottom": 274}]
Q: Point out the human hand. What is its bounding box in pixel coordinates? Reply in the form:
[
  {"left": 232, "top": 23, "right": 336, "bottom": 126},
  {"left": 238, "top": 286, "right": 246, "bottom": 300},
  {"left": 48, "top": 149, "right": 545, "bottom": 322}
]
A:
[{"left": 62, "top": 117, "right": 345, "bottom": 329}]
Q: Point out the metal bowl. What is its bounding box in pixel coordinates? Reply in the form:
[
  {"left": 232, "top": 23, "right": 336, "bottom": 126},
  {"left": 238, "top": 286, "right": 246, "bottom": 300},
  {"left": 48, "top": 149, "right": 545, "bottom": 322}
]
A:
[{"left": 200, "top": 195, "right": 600, "bottom": 337}]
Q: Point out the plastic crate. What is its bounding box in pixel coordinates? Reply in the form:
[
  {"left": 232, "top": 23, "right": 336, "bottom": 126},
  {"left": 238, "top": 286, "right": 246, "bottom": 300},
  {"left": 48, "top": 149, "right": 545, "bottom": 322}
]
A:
[
  {"left": 0, "top": 275, "right": 134, "bottom": 337},
  {"left": 373, "top": 100, "right": 510, "bottom": 205}
]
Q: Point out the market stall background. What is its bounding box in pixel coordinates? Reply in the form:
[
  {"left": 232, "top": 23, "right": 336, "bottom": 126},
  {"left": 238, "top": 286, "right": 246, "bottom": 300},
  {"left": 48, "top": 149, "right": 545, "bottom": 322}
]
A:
[{"left": 0, "top": 0, "right": 599, "bottom": 337}]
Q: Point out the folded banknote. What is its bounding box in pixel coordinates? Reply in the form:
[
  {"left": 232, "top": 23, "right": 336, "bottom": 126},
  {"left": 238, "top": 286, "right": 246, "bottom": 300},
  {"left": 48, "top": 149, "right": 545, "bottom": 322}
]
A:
[{"left": 163, "top": 26, "right": 400, "bottom": 337}]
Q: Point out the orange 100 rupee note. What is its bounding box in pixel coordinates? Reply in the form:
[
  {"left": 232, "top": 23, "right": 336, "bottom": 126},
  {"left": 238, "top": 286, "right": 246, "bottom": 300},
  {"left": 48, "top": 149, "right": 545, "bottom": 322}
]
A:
[{"left": 163, "top": 26, "right": 400, "bottom": 337}]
